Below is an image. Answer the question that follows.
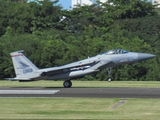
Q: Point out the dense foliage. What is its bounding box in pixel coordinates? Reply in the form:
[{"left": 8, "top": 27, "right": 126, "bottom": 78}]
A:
[{"left": 0, "top": 0, "right": 160, "bottom": 81}]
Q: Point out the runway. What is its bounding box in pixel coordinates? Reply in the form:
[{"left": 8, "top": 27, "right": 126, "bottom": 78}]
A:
[{"left": 0, "top": 87, "right": 160, "bottom": 98}]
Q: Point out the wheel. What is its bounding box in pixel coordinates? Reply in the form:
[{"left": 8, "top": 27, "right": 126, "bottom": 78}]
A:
[
  {"left": 63, "top": 81, "right": 72, "bottom": 88},
  {"left": 108, "top": 78, "right": 112, "bottom": 82}
]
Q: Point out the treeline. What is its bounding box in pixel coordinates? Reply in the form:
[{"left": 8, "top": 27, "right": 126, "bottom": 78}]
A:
[{"left": 0, "top": 0, "right": 160, "bottom": 81}]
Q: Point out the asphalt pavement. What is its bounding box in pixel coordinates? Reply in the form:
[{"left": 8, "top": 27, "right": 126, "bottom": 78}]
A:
[{"left": 0, "top": 87, "right": 160, "bottom": 98}]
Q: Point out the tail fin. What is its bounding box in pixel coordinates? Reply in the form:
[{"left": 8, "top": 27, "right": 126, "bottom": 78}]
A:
[{"left": 10, "top": 50, "right": 39, "bottom": 79}]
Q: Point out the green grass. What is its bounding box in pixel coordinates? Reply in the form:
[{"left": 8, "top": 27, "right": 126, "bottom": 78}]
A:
[
  {"left": 0, "top": 98, "right": 160, "bottom": 119},
  {"left": 0, "top": 80, "right": 160, "bottom": 88},
  {"left": 0, "top": 80, "right": 160, "bottom": 119}
]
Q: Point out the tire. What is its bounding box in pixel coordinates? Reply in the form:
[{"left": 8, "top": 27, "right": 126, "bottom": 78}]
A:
[
  {"left": 63, "top": 81, "right": 72, "bottom": 88},
  {"left": 108, "top": 78, "right": 112, "bottom": 82}
]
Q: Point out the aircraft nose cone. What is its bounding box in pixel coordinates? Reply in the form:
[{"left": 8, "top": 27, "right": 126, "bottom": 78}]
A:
[{"left": 138, "top": 53, "right": 156, "bottom": 61}]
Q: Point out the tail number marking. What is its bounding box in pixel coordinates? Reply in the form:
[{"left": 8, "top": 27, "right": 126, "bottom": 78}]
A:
[{"left": 23, "top": 68, "right": 33, "bottom": 74}]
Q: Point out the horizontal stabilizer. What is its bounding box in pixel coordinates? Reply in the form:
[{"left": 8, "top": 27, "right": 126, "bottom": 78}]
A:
[{"left": 5, "top": 78, "right": 31, "bottom": 81}]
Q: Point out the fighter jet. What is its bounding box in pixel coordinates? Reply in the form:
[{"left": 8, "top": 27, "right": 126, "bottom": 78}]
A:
[{"left": 6, "top": 49, "right": 155, "bottom": 88}]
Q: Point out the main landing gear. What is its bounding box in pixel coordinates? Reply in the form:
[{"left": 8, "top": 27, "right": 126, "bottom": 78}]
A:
[
  {"left": 106, "top": 67, "right": 112, "bottom": 82},
  {"left": 63, "top": 80, "right": 72, "bottom": 88}
]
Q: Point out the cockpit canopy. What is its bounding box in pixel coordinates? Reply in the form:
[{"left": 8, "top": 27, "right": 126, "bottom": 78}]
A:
[{"left": 101, "top": 49, "right": 128, "bottom": 55}]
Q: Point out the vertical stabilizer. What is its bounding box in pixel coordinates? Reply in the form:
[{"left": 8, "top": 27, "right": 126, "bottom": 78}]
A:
[{"left": 10, "top": 50, "right": 39, "bottom": 79}]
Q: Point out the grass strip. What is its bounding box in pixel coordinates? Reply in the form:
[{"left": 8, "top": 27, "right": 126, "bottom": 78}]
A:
[
  {"left": 0, "top": 98, "right": 160, "bottom": 119},
  {"left": 0, "top": 80, "right": 159, "bottom": 88}
]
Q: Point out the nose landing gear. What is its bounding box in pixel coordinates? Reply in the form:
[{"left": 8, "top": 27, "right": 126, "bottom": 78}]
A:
[{"left": 106, "top": 67, "right": 112, "bottom": 82}]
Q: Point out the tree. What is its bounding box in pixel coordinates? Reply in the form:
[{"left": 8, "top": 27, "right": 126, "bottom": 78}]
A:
[
  {"left": 0, "top": 0, "right": 159, "bottom": 81},
  {"left": 99, "top": 0, "right": 156, "bottom": 19}
]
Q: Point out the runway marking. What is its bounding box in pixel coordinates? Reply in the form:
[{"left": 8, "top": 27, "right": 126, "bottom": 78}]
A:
[
  {"left": 0, "top": 90, "right": 59, "bottom": 94},
  {"left": 111, "top": 100, "right": 127, "bottom": 109}
]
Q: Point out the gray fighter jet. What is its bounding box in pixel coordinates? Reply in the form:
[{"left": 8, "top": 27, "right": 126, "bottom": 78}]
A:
[{"left": 6, "top": 49, "right": 155, "bottom": 88}]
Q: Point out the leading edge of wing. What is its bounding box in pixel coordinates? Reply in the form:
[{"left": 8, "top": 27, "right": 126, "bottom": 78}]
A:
[
  {"left": 38, "top": 59, "right": 114, "bottom": 76},
  {"left": 38, "top": 60, "right": 100, "bottom": 75}
]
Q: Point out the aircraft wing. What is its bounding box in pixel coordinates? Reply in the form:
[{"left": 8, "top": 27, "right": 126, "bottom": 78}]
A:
[
  {"left": 39, "top": 59, "right": 115, "bottom": 77},
  {"left": 39, "top": 60, "right": 99, "bottom": 76}
]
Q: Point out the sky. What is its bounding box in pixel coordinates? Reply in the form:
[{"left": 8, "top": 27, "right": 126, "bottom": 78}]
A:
[
  {"left": 56, "top": 0, "right": 152, "bottom": 10},
  {"left": 29, "top": 0, "right": 152, "bottom": 9},
  {"left": 57, "top": 0, "right": 72, "bottom": 10}
]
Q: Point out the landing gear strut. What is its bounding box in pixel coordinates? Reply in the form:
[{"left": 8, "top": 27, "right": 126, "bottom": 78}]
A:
[
  {"left": 106, "top": 67, "right": 112, "bottom": 82},
  {"left": 63, "top": 81, "right": 72, "bottom": 88}
]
